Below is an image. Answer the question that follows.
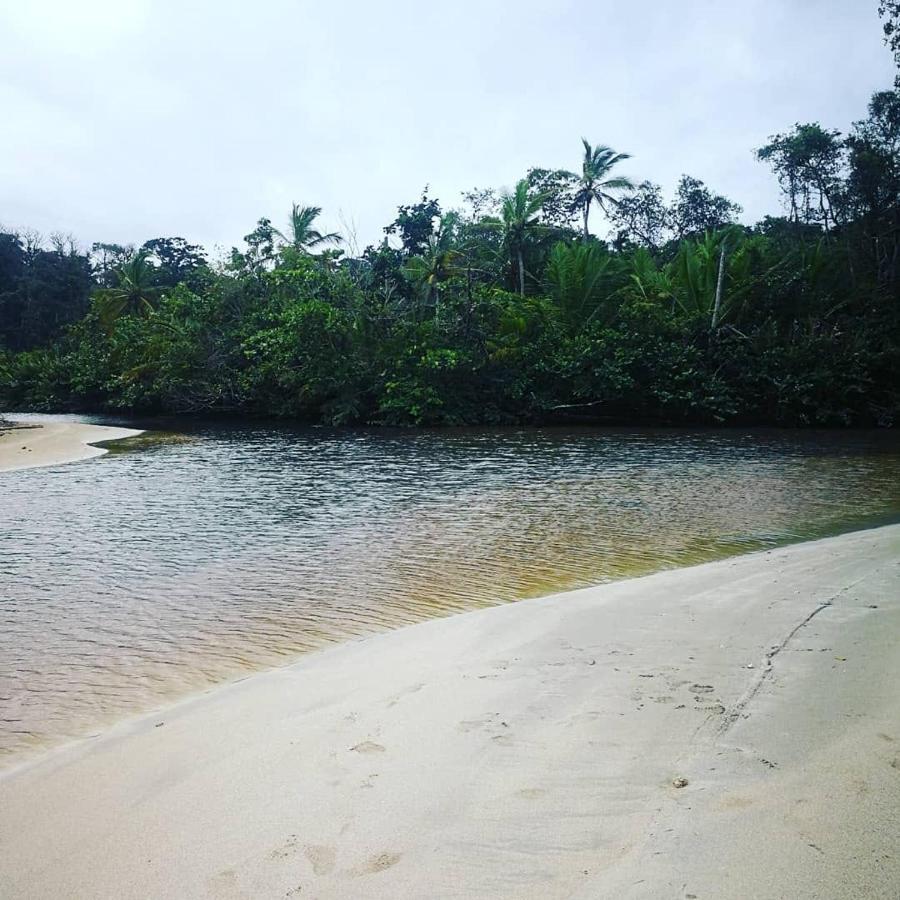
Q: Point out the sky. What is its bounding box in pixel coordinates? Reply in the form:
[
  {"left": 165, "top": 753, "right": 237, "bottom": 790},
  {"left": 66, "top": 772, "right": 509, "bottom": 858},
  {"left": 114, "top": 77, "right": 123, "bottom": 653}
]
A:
[{"left": 0, "top": 0, "right": 895, "bottom": 256}]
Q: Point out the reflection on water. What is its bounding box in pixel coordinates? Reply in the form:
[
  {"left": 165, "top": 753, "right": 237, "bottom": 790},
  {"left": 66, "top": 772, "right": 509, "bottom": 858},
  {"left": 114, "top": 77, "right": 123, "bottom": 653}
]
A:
[{"left": 2, "top": 416, "right": 900, "bottom": 765}]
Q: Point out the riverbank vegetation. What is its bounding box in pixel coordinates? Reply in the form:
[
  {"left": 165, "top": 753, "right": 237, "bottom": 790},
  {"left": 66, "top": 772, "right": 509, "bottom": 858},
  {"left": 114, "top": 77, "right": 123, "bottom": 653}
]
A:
[{"left": 2, "top": 23, "right": 900, "bottom": 426}]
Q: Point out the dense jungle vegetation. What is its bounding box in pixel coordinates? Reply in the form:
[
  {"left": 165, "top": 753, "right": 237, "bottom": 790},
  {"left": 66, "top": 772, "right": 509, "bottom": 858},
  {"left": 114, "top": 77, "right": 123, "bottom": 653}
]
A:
[{"left": 2, "top": 12, "right": 900, "bottom": 426}]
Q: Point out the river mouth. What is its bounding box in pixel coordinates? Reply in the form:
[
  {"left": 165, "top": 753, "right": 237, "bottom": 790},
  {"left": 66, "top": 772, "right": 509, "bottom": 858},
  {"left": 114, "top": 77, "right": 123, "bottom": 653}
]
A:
[{"left": 2, "top": 416, "right": 900, "bottom": 766}]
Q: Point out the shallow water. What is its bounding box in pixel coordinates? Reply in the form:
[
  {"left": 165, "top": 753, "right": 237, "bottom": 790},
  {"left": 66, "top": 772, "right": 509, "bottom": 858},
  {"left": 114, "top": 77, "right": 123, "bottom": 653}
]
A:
[{"left": 2, "top": 415, "right": 900, "bottom": 765}]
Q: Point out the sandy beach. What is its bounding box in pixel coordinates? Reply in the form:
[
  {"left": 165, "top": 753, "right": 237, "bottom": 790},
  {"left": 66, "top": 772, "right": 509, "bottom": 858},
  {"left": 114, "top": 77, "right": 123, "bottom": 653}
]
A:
[
  {"left": 1, "top": 524, "right": 898, "bottom": 899},
  {"left": 0, "top": 419, "right": 144, "bottom": 472}
]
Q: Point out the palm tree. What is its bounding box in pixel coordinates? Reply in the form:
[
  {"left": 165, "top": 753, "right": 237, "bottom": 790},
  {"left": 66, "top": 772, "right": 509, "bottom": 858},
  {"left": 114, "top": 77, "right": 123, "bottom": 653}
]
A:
[
  {"left": 669, "top": 226, "right": 750, "bottom": 328},
  {"left": 275, "top": 204, "right": 342, "bottom": 253},
  {"left": 572, "top": 139, "right": 633, "bottom": 240},
  {"left": 545, "top": 241, "right": 614, "bottom": 328},
  {"left": 403, "top": 215, "right": 460, "bottom": 309},
  {"left": 487, "top": 180, "right": 547, "bottom": 295},
  {"left": 94, "top": 251, "right": 159, "bottom": 328}
]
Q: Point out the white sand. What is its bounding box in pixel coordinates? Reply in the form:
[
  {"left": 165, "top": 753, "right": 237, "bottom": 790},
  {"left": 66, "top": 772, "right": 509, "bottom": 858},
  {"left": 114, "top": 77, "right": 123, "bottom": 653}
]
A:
[
  {"left": 1, "top": 525, "right": 898, "bottom": 899},
  {"left": 0, "top": 420, "right": 143, "bottom": 471}
]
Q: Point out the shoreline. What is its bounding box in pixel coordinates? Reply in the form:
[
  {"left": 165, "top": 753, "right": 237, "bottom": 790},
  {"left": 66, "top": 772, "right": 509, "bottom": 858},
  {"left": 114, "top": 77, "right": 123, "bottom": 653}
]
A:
[
  {"left": 2, "top": 525, "right": 898, "bottom": 898},
  {"left": 1, "top": 514, "right": 897, "bottom": 780},
  {"left": 0, "top": 419, "right": 144, "bottom": 472}
]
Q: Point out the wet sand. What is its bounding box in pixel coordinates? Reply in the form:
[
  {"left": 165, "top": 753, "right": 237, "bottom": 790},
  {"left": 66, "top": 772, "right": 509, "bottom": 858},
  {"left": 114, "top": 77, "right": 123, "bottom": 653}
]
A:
[
  {"left": 0, "top": 420, "right": 143, "bottom": 471},
  {"left": 1, "top": 525, "right": 898, "bottom": 899}
]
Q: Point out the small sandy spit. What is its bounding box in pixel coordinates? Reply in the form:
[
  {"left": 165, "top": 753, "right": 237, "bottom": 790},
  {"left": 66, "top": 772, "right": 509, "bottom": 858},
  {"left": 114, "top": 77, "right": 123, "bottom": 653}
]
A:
[
  {"left": 0, "top": 418, "right": 143, "bottom": 472},
  {"left": 0, "top": 523, "right": 898, "bottom": 898}
]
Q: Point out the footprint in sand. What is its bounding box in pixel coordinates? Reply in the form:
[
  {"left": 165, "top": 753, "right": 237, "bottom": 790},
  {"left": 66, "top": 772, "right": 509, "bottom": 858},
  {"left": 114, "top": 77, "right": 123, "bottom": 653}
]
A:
[
  {"left": 304, "top": 844, "right": 336, "bottom": 876},
  {"left": 387, "top": 682, "right": 425, "bottom": 707},
  {"left": 457, "top": 713, "right": 499, "bottom": 732},
  {"left": 350, "top": 741, "right": 386, "bottom": 754},
  {"left": 517, "top": 787, "right": 547, "bottom": 799},
  {"left": 349, "top": 852, "right": 402, "bottom": 876},
  {"left": 208, "top": 869, "right": 249, "bottom": 899},
  {"left": 270, "top": 835, "right": 300, "bottom": 860}
]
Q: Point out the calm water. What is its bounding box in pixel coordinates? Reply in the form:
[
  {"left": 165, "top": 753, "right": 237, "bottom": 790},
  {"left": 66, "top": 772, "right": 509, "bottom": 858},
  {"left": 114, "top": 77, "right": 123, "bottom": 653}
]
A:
[{"left": 2, "top": 416, "right": 900, "bottom": 766}]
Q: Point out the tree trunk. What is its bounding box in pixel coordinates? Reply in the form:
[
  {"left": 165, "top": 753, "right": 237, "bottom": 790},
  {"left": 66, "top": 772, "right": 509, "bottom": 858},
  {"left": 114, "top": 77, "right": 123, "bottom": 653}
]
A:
[
  {"left": 517, "top": 248, "right": 526, "bottom": 296},
  {"left": 788, "top": 174, "right": 799, "bottom": 224},
  {"left": 711, "top": 238, "right": 728, "bottom": 331},
  {"left": 582, "top": 203, "right": 590, "bottom": 241}
]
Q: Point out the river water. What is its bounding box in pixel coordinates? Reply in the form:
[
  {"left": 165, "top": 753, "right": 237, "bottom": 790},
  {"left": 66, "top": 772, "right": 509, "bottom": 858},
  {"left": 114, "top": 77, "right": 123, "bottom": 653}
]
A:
[{"left": 2, "top": 416, "right": 900, "bottom": 766}]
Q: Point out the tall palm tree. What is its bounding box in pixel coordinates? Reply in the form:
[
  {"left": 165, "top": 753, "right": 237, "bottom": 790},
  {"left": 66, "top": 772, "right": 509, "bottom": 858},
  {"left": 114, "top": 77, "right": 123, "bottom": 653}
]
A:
[
  {"left": 275, "top": 204, "right": 342, "bottom": 252},
  {"left": 94, "top": 251, "right": 159, "bottom": 329},
  {"left": 572, "top": 139, "right": 633, "bottom": 240},
  {"left": 487, "top": 180, "right": 547, "bottom": 295}
]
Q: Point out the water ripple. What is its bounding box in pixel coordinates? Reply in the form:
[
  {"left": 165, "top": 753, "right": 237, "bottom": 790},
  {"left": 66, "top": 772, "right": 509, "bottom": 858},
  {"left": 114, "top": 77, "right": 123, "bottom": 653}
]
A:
[{"left": 1, "top": 418, "right": 900, "bottom": 765}]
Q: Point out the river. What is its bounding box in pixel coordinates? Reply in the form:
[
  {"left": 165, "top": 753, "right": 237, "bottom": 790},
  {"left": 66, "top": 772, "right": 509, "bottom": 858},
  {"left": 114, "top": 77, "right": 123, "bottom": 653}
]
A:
[{"left": 2, "top": 415, "right": 899, "bottom": 765}]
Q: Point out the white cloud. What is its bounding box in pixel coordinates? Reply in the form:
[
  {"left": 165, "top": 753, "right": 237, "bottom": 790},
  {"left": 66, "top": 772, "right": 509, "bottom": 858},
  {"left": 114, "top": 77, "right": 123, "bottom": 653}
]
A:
[{"left": 0, "top": 0, "right": 894, "bottom": 251}]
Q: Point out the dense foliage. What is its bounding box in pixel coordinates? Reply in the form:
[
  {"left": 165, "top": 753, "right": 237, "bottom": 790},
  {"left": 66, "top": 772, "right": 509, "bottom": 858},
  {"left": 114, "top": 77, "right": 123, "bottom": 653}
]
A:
[{"left": 2, "top": 82, "right": 900, "bottom": 427}]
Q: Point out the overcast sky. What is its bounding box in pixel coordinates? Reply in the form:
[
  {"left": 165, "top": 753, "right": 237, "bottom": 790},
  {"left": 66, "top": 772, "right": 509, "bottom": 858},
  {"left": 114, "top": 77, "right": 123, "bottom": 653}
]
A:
[{"left": 1, "top": 1, "right": 894, "bottom": 256}]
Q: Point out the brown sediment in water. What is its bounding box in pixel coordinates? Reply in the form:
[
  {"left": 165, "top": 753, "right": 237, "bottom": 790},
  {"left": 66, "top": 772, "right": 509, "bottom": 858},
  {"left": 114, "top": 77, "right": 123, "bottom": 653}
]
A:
[
  {"left": 1, "top": 525, "right": 898, "bottom": 898},
  {"left": 2, "top": 423, "right": 900, "bottom": 766}
]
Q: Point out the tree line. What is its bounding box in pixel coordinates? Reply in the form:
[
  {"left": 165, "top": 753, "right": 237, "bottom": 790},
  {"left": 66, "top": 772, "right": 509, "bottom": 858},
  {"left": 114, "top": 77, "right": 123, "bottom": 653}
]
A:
[{"left": 2, "top": 17, "right": 899, "bottom": 427}]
